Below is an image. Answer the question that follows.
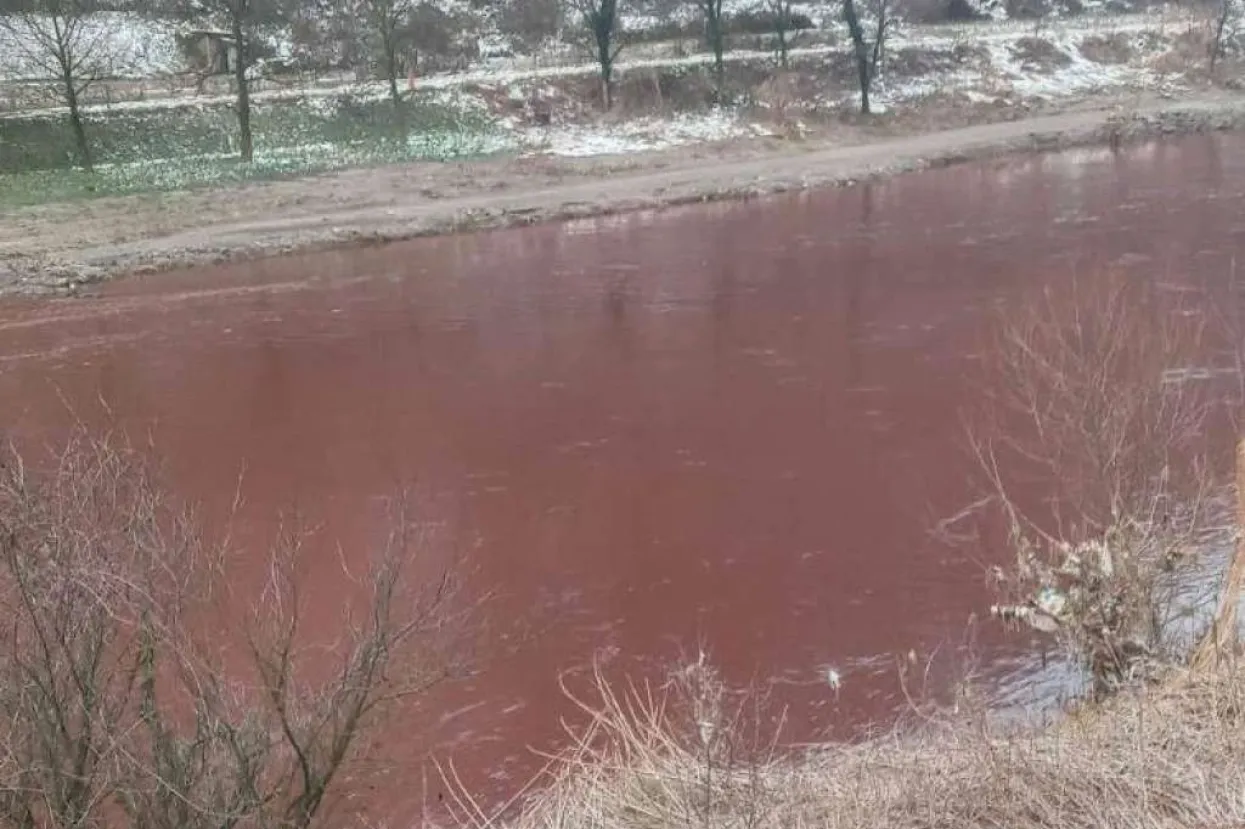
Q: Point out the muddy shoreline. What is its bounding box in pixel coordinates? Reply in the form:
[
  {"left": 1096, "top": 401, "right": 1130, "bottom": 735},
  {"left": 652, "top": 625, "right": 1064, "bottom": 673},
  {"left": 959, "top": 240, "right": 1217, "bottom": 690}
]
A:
[{"left": 4, "top": 91, "right": 1245, "bottom": 296}]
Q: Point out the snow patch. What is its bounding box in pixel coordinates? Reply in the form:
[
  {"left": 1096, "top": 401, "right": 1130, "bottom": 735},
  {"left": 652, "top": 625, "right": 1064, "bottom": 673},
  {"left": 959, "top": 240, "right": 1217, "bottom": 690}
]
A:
[
  {"left": 984, "top": 31, "right": 1160, "bottom": 100},
  {"left": 522, "top": 109, "right": 746, "bottom": 157}
]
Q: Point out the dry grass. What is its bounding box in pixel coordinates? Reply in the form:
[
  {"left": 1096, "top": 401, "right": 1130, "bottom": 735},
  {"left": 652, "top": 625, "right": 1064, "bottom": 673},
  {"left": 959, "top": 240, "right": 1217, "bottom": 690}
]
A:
[
  {"left": 1079, "top": 32, "right": 1136, "bottom": 64},
  {"left": 495, "top": 657, "right": 1245, "bottom": 829},
  {"left": 1010, "top": 36, "right": 1073, "bottom": 71}
]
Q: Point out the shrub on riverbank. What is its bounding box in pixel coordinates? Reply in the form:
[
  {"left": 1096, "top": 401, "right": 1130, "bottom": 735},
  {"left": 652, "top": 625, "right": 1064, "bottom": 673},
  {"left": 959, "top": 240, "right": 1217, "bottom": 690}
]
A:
[{"left": 0, "top": 431, "right": 470, "bottom": 829}]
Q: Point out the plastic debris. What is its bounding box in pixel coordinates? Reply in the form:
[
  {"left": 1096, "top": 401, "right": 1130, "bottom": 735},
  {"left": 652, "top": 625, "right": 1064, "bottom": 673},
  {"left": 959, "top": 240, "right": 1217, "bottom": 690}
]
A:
[{"left": 1035, "top": 586, "right": 1068, "bottom": 619}]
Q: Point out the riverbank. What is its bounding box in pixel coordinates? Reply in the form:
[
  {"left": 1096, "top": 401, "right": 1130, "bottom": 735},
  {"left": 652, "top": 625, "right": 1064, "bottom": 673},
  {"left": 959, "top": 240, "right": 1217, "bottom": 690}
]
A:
[
  {"left": 3, "top": 90, "right": 1244, "bottom": 296},
  {"left": 503, "top": 659, "right": 1245, "bottom": 829}
]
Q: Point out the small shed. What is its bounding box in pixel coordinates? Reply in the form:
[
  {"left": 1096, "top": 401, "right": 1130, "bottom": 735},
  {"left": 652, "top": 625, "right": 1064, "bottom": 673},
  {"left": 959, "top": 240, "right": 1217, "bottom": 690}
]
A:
[{"left": 179, "top": 29, "right": 238, "bottom": 75}]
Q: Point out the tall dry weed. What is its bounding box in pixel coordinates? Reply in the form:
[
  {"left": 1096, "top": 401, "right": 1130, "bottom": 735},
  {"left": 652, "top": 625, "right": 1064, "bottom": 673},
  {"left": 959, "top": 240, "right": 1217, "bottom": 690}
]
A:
[{"left": 499, "top": 656, "right": 1245, "bottom": 829}]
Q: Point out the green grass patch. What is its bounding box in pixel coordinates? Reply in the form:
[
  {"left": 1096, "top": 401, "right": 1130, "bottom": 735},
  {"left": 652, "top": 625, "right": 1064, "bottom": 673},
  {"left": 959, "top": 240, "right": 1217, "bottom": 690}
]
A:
[{"left": 0, "top": 89, "right": 517, "bottom": 206}]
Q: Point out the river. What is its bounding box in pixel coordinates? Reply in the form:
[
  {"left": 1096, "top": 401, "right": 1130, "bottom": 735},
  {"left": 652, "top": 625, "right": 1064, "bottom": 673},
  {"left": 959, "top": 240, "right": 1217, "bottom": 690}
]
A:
[{"left": 0, "top": 133, "right": 1242, "bottom": 823}]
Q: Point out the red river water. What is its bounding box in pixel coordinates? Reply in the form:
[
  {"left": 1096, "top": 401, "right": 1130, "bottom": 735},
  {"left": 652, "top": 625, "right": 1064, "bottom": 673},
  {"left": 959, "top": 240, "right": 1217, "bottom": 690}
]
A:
[{"left": 1, "top": 134, "right": 1244, "bottom": 824}]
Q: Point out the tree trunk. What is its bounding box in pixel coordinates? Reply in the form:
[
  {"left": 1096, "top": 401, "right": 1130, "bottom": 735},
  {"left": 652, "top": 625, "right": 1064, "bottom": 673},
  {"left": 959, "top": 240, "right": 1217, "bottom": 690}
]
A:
[
  {"left": 597, "top": 42, "right": 613, "bottom": 109},
  {"left": 385, "top": 45, "right": 408, "bottom": 147},
  {"left": 231, "top": 17, "right": 254, "bottom": 162},
  {"left": 714, "top": 49, "right": 724, "bottom": 98},
  {"left": 776, "top": 23, "right": 789, "bottom": 69},
  {"left": 842, "top": 0, "right": 871, "bottom": 115},
  {"left": 709, "top": 15, "right": 724, "bottom": 99},
  {"left": 61, "top": 71, "right": 92, "bottom": 171},
  {"left": 871, "top": 3, "right": 887, "bottom": 79},
  {"left": 383, "top": 30, "right": 401, "bottom": 107},
  {"left": 600, "top": 67, "right": 612, "bottom": 109},
  {"left": 387, "top": 66, "right": 401, "bottom": 106},
  {"left": 1211, "top": 1, "right": 1229, "bottom": 74}
]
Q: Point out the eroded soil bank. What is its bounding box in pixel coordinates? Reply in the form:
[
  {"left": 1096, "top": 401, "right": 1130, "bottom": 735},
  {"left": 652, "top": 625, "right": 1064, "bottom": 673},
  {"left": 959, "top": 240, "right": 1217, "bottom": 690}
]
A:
[{"left": 3, "top": 90, "right": 1244, "bottom": 296}]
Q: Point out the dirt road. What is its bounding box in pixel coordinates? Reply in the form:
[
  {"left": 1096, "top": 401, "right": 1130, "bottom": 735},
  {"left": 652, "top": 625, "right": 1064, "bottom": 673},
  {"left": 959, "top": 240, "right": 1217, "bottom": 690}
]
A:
[{"left": 3, "top": 91, "right": 1244, "bottom": 296}]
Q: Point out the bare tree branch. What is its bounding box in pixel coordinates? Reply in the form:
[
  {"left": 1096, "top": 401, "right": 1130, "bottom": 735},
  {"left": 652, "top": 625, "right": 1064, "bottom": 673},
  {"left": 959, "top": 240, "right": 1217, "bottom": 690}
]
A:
[
  {"left": 0, "top": 431, "right": 472, "bottom": 829},
  {"left": 0, "top": 0, "right": 128, "bottom": 169}
]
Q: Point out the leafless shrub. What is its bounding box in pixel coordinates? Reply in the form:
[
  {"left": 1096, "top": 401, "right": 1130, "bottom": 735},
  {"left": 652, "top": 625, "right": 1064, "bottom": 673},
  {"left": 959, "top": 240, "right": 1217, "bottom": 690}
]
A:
[
  {"left": 357, "top": 0, "right": 470, "bottom": 103},
  {"left": 486, "top": 653, "right": 780, "bottom": 829},
  {"left": 0, "top": 429, "right": 467, "bottom": 829},
  {"left": 966, "top": 271, "right": 1235, "bottom": 696}
]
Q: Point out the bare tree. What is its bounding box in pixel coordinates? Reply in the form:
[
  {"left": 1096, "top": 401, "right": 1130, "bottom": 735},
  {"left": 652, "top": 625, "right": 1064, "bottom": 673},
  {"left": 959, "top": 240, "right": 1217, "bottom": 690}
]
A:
[
  {"left": 766, "top": 0, "right": 797, "bottom": 69},
  {"left": 358, "top": 0, "right": 462, "bottom": 100},
  {"left": 0, "top": 0, "right": 126, "bottom": 170},
  {"left": 182, "top": 0, "right": 285, "bottom": 161},
  {"left": 226, "top": 0, "right": 257, "bottom": 162},
  {"left": 358, "top": 0, "right": 410, "bottom": 106},
  {"left": 690, "top": 0, "right": 725, "bottom": 98},
  {"left": 1209, "top": 0, "right": 1242, "bottom": 75},
  {"left": 0, "top": 431, "right": 469, "bottom": 829},
  {"left": 568, "top": 0, "right": 624, "bottom": 109},
  {"left": 841, "top": 0, "right": 891, "bottom": 114}
]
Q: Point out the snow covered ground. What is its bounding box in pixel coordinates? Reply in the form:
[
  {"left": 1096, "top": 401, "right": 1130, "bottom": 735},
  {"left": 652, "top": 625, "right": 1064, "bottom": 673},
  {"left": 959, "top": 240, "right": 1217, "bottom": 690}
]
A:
[
  {"left": 0, "top": 6, "right": 1201, "bottom": 173},
  {"left": 0, "top": 3, "right": 1185, "bottom": 85},
  {"left": 0, "top": 0, "right": 1150, "bottom": 83},
  {"left": 518, "top": 109, "right": 750, "bottom": 155},
  {"left": 1, "top": 7, "right": 1190, "bottom": 119},
  {"left": 870, "top": 17, "right": 1186, "bottom": 108}
]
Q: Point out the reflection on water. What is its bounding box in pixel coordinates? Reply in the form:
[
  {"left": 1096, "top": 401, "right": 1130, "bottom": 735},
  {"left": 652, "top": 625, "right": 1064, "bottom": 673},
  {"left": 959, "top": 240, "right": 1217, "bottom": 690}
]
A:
[{"left": 0, "top": 133, "right": 1244, "bottom": 819}]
